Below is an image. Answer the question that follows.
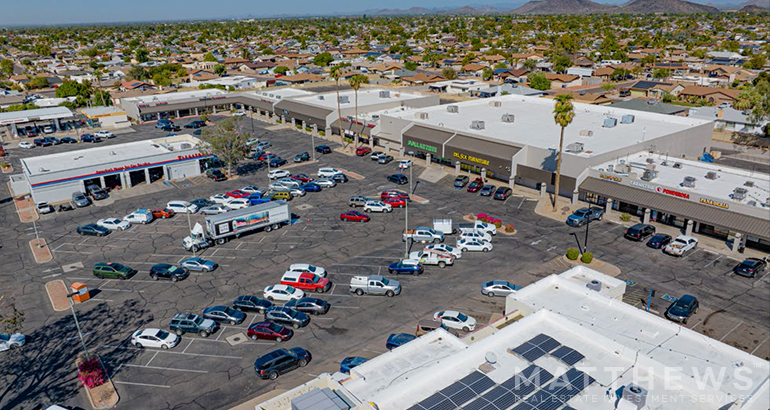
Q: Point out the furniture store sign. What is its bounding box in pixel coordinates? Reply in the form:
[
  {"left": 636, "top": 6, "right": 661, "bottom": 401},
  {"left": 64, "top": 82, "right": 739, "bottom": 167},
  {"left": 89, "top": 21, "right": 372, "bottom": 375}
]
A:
[
  {"left": 407, "top": 140, "right": 437, "bottom": 154},
  {"left": 452, "top": 151, "right": 490, "bottom": 166}
]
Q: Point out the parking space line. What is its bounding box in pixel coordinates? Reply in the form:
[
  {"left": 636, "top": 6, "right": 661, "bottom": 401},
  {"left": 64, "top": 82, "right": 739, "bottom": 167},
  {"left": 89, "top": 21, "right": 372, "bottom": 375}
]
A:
[
  {"left": 114, "top": 381, "right": 171, "bottom": 388},
  {"left": 333, "top": 263, "right": 386, "bottom": 268},
  {"left": 750, "top": 338, "right": 768, "bottom": 355},
  {"left": 719, "top": 321, "right": 743, "bottom": 341},
  {"left": 182, "top": 339, "right": 194, "bottom": 353},
  {"left": 688, "top": 319, "right": 703, "bottom": 330},
  {"left": 100, "top": 288, "right": 146, "bottom": 293},
  {"left": 702, "top": 255, "right": 721, "bottom": 268},
  {"left": 681, "top": 248, "right": 700, "bottom": 260},
  {"left": 145, "top": 351, "right": 160, "bottom": 366},
  {"left": 125, "top": 364, "right": 209, "bottom": 374}
]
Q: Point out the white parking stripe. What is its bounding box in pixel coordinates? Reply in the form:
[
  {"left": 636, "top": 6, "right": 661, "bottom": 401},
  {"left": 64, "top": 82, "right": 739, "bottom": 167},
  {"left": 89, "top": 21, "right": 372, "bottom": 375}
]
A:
[
  {"left": 719, "top": 321, "right": 743, "bottom": 341},
  {"left": 750, "top": 338, "right": 768, "bottom": 355},
  {"left": 145, "top": 351, "right": 160, "bottom": 366},
  {"left": 114, "top": 381, "right": 170, "bottom": 388},
  {"left": 125, "top": 364, "right": 208, "bottom": 374}
]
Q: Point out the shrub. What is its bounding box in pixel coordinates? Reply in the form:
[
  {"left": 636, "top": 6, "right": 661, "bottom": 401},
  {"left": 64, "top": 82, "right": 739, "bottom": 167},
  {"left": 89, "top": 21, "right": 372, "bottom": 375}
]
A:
[
  {"left": 305, "top": 126, "right": 312, "bottom": 131},
  {"left": 0, "top": 162, "right": 10, "bottom": 169},
  {"left": 78, "top": 358, "right": 106, "bottom": 388},
  {"left": 276, "top": 118, "right": 282, "bottom": 123},
  {"left": 296, "top": 124, "right": 302, "bottom": 129},
  {"left": 200, "top": 115, "right": 208, "bottom": 123},
  {"left": 476, "top": 213, "right": 487, "bottom": 220},
  {"left": 620, "top": 213, "right": 631, "bottom": 222},
  {"left": 318, "top": 131, "right": 325, "bottom": 136},
  {"left": 504, "top": 224, "right": 515, "bottom": 233},
  {"left": 580, "top": 252, "right": 594, "bottom": 264},
  {"left": 494, "top": 221, "right": 502, "bottom": 228},
  {"left": 566, "top": 248, "right": 580, "bottom": 260}
]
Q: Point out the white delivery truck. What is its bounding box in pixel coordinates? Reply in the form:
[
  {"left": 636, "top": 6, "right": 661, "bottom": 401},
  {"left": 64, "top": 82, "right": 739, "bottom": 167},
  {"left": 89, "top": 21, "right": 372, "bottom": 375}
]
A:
[
  {"left": 123, "top": 209, "right": 154, "bottom": 224},
  {"left": 183, "top": 201, "right": 290, "bottom": 252},
  {"left": 409, "top": 249, "right": 455, "bottom": 268}
]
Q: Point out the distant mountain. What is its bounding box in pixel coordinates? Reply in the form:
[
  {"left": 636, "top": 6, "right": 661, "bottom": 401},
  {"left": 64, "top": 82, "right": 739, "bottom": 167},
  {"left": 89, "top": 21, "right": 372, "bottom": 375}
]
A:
[
  {"left": 740, "top": 4, "right": 770, "bottom": 11},
  {"left": 369, "top": 7, "right": 432, "bottom": 15},
  {"left": 740, "top": 0, "right": 770, "bottom": 9},
  {"left": 615, "top": 0, "right": 721, "bottom": 13},
  {"left": 368, "top": 5, "right": 502, "bottom": 15},
  {"left": 510, "top": 0, "right": 616, "bottom": 14}
]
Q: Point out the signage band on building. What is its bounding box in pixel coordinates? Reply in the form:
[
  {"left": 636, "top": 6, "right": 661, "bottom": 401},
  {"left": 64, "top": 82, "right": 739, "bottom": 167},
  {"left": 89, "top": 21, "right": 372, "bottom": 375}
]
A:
[
  {"left": 699, "top": 198, "right": 729, "bottom": 209},
  {"left": 407, "top": 140, "right": 437, "bottom": 153},
  {"left": 452, "top": 151, "right": 489, "bottom": 166},
  {"left": 656, "top": 186, "right": 690, "bottom": 199},
  {"left": 599, "top": 173, "right": 622, "bottom": 183}
]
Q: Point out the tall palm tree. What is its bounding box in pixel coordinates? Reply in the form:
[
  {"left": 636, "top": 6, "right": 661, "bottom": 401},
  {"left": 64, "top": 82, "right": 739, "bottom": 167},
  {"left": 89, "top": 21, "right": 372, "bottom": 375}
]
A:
[
  {"left": 552, "top": 94, "right": 575, "bottom": 212},
  {"left": 348, "top": 73, "right": 369, "bottom": 148},
  {"left": 329, "top": 62, "right": 350, "bottom": 145}
]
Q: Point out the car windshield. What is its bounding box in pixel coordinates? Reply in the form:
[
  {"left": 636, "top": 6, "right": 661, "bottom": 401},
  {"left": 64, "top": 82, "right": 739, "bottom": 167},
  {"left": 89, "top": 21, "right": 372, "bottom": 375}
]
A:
[
  {"left": 194, "top": 317, "right": 204, "bottom": 325},
  {"left": 381, "top": 278, "right": 390, "bottom": 286},
  {"left": 670, "top": 302, "right": 690, "bottom": 315},
  {"left": 110, "top": 263, "right": 125, "bottom": 270},
  {"left": 574, "top": 209, "right": 589, "bottom": 216},
  {"left": 311, "top": 276, "right": 320, "bottom": 284},
  {"left": 285, "top": 286, "right": 296, "bottom": 293},
  {"left": 155, "top": 329, "right": 170, "bottom": 339},
  {"left": 457, "top": 313, "right": 469, "bottom": 321},
  {"left": 740, "top": 260, "right": 758, "bottom": 268},
  {"left": 268, "top": 323, "right": 283, "bottom": 332},
  {"left": 168, "top": 266, "right": 183, "bottom": 274}
]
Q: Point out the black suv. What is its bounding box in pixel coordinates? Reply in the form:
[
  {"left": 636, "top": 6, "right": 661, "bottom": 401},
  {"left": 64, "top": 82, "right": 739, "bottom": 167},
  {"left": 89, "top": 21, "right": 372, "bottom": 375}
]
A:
[
  {"left": 386, "top": 174, "right": 408, "bottom": 185},
  {"left": 293, "top": 151, "right": 310, "bottom": 162},
  {"left": 169, "top": 313, "right": 218, "bottom": 337},
  {"left": 664, "top": 295, "right": 699, "bottom": 324},
  {"left": 285, "top": 297, "right": 330, "bottom": 316},
  {"left": 254, "top": 347, "right": 311, "bottom": 380},
  {"left": 233, "top": 295, "right": 273, "bottom": 313},
  {"left": 624, "top": 223, "right": 655, "bottom": 241},
  {"left": 315, "top": 145, "right": 332, "bottom": 154},
  {"left": 149, "top": 264, "right": 189, "bottom": 282},
  {"left": 206, "top": 169, "right": 227, "bottom": 181},
  {"left": 184, "top": 120, "right": 206, "bottom": 129},
  {"left": 264, "top": 306, "right": 310, "bottom": 329}
]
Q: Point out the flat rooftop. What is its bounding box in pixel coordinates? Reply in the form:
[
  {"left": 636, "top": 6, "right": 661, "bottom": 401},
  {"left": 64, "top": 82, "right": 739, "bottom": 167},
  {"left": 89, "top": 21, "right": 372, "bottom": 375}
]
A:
[
  {"left": 249, "top": 88, "right": 316, "bottom": 102},
  {"left": 593, "top": 151, "right": 770, "bottom": 210},
  {"left": 121, "top": 89, "right": 226, "bottom": 104},
  {"left": 386, "top": 95, "right": 712, "bottom": 157},
  {"left": 292, "top": 88, "right": 425, "bottom": 112},
  {"left": 22, "top": 135, "right": 202, "bottom": 177},
  {"left": 335, "top": 267, "right": 769, "bottom": 410},
  {"left": 0, "top": 106, "right": 73, "bottom": 123}
]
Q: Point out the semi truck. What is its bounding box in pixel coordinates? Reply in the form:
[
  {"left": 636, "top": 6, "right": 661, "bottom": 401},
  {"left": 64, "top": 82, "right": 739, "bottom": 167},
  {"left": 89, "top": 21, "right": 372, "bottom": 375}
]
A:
[{"left": 183, "top": 201, "right": 290, "bottom": 252}]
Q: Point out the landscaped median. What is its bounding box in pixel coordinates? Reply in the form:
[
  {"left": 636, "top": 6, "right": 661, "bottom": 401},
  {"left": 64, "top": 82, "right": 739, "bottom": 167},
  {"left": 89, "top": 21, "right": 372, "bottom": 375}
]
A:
[
  {"left": 77, "top": 355, "right": 119, "bottom": 409},
  {"left": 464, "top": 213, "right": 517, "bottom": 235},
  {"left": 1, "top": 161, "right": 13, "bottom": 173},
  {"left": 563, "top": 248, "right": 621, "bottom": 277}
]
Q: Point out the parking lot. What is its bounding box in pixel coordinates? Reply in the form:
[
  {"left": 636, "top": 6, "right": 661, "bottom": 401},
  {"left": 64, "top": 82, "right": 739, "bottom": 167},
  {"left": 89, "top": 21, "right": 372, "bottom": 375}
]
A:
[{"left": 0, "top": 117, "right": 768, "bottom": 410}]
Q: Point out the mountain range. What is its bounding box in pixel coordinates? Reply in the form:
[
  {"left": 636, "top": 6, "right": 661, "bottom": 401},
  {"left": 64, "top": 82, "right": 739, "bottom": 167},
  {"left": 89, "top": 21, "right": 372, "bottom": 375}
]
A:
[{"left": 364, "top": 0, "right": 766, "bottom": 15}]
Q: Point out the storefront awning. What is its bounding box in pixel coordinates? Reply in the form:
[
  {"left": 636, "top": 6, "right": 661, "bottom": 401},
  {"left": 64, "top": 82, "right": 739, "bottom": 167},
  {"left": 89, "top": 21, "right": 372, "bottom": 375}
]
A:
[
  {"left": 274, "top": 100, "right": 333, "bottom": 125},
  {"left": 580, "top": 177, "right": 770, "bottom": 240},
  {"left": 445, "top": 133, "right": 521, "bottom": 173},
  {"left": 329, "top": 119, "right": 372, "bottom": 136},
  {"left": 402, "top": 125, "right": 454, "bottom": 157}
]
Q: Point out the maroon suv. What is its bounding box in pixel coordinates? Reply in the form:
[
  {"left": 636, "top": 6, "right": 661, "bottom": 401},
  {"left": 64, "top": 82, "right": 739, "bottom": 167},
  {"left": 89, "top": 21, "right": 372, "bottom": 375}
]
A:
[{"left": 247, "top": 321, "right": 293, "bottom": 342}]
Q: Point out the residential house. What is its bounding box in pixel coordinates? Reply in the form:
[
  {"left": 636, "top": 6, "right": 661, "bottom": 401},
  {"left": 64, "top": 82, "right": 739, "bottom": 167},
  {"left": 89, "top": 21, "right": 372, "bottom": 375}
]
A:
[
  {"left": 689, "top": 106, "right": 768, "bottom": 135},
  {"left": 501, "top": 68, "right": 530, "bottom": 84},
  {"left": 461, "top": 63, "right": 487, "bottom": 77},
  {"left": 274, "top": 73, "right": 324, "bottom": 86},
  {"left": 544, "top": 73, "right": 581, "bottom": 89},
  {"left": 401, "top": 72, "right": 445, "bottom": 85},
  {"left": 119, "top": 81, "right": 158, "bottom": 92},
  {"left": 679, "top": 86, "right": 741, "bottom": 105},
  {"left": 609, "top": 99, "right": 689, "bottom": 116}
]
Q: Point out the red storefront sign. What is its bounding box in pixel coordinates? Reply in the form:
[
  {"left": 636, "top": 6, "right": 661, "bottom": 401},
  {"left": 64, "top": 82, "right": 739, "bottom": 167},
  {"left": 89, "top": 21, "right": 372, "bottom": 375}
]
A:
[{"left": 656, "top": 186, "right": 690, "bottom": 199}]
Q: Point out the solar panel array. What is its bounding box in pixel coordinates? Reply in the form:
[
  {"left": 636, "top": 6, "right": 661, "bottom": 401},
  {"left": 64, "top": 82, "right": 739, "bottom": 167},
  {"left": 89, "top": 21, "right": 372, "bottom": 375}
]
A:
[
  {"left": 408, "top": 371, "right": 496, "bottom": 410},
  {"left": 550, "top": 347, "right": 585, "bottom": 367},
  {"left": 511, "top": 369, "right": 596, "bottom": 410},
  {"left": 510, "top": 334, "right": 561, "bottom": 362}
]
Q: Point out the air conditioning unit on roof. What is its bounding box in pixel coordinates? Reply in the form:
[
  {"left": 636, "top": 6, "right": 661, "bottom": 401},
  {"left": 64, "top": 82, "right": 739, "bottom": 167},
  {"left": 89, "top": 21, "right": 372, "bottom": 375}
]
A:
[
  {"left": 603, "top": 118, "right": 617, "bottom": 128},
  {"left": 579, "top": 129, "right": 593, "bottom": 137},
  {"left": 416, "top": 112, "right": 429, "bottom": 120},
  {"left": 566, "top": 142, "right": 584, "bottom": 153},
  {"left": 682, "top": 176, "right": 696, "bottom": 188},
  {"left": 379, "top": 90, "right": 390, "bottom": 98},
  {"left": 447, "top": 105, "right": 459, "bottom": 113},
  {"left": 501, "top": 114, "right": 515, "bottom": 123},
  {"left": 489, "top": 101, "right": 502, "bottom": 108},
  {"left": 338, "top": 95, "right": 350, "bottom": 104},
  {"left": 470, "top": 120, "right": 485, "bottom": 130},
  {"left": 621, "top": 114, "right": 635, "bottom": 124}
]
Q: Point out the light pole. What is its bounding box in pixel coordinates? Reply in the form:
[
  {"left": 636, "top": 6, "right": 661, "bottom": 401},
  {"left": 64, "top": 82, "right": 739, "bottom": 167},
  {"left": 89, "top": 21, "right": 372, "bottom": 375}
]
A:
[
  {"left": 583, "top": 217, "right": 591, "bottom": 254},
  {"left": 32, "top": 217, "right": 41, "bottom": 248},
  {"left": 404, "top": 199, "right": 409, "bottom": 259},
  {"left": 66, "top": 292, "right": 91, "bottom": 360},
  {"left": 186, "top": 210, "right": 196, "bottom": 257},
  {"left": 311, "top": 131, "right": 316, "bottom": 162},
  {"left": 570, "top": 232, "right": 582, "bottom": 254}
]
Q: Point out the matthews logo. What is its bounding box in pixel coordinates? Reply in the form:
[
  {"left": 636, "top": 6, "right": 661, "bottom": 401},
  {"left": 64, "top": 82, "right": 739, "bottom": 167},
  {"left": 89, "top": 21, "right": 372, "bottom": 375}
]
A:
[
  {"left": 407, "top": 140, "right": 437, "bottom": 153},
  {"left": 700, "top": 198, "right": 729, "bottom": 209}
]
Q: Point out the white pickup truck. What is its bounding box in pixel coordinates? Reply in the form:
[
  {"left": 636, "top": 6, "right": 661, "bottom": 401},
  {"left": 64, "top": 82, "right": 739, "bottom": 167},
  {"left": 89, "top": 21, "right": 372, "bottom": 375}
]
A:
[
  {"left": 402, "top": 226, "right": 444, "bottom": 243},
  {"left": 458, "top": 220, "right": 497, "bottom": 236},
  {"left": 409, "top": 250, "right": 455, "bottom": 268}
]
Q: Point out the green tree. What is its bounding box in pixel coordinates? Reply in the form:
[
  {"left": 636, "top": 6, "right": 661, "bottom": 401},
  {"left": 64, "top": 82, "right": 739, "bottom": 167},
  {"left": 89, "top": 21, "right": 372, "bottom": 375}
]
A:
[
  {"left": 523, "top": 59, "right": 537, "bottom": 71},
  {"left": 0, "top": 59, "right": 12, "bottom": 77},
  {"left": 348, "top": 73, "right": 369, "bottom": 148},
  {"left": 203, "top": 52, "right": 217, "bottom": 62},
  {"left": 611, "top": 68, "right": 630, "bottom": 81},
  {"left": 135, "top": 48, "right": 149, "bottom": 63},
  {"left": 197, "top": 117, "right": 250, "bottom": 177},
  {"left": 214, "top": 64, "right": 226, "bottom": 76},
  {"left": 274, "top": 66, "right": 289, "bottom": 75},
  {"left": 330, "top": 62, "right": 350, "bottom": 142},
  {"left": 92, "top": 90, "right": 112, "bottom": 107},
  {"left": 34, "top": 43, "right": 51, "bottom": 56},
  {"left": 528, "top": 73, "right": 551, "bottom": 91},
  {"left": 152, "top": 73, "right": 171, "bottom": 87},
  {"left": 404, "top": 61, "right": 418, "bottom": 71},
  {"left": 55, "top": 81, "right": 91, "bottom": 98},
  {"left": 653, "top": 68, "right": 671, "bottom": 79},
  {"left": 552, "top": 55, "right": 572, "bottom": 73},
  {"left": 552, "top": 94, "right": 575, "bottom": 211},
  {"left": 461, "top": 52, "right": 476, "bottom": 66},
  {"left": 313, "top": 52, "right": 334, "bottom": 67},
  {"left": 442, "top": 67, "right": 458, "bottom": 80},
  {"left": 743, "top": 54, "right": 767, "bottom": 70},
  {"left": 600, "top": 82, "right": 616, "bottom": 92},
  {"left": 28, "top": 76, "right": 49, "bottom": 89},
  {"left": 482, "top": 67, "right": 493, "bottom": 81}
]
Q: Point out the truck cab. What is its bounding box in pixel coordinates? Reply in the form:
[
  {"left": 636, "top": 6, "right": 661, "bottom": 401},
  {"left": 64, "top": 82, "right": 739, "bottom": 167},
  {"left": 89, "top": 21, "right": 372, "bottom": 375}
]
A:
[
  {"left": 281, "top": 272, "right": 331, "bottom": 293},
  {"left": 458, "top": 220, "right": 496, "bottom": 236},
  {"left": 402, "top": 226, "right": 444, "bottom": 243},
  {"left": 349, "top": 275, "right": 401, "bottom": 297},
  {"left": 409, "top": 250, "right": 454, "bottom": 268}
]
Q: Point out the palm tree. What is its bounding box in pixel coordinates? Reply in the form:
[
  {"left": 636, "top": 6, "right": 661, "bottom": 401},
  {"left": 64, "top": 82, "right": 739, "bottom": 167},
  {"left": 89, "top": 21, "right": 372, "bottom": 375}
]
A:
[
  {"left": 552, "top": 94, "right": 575, "bottom": 212},
  {"left": 348, "top": 73, "right": 369, "bottom": 148},
  {"left": 329, "top": 62, "right": 350, "bottom": 145}
]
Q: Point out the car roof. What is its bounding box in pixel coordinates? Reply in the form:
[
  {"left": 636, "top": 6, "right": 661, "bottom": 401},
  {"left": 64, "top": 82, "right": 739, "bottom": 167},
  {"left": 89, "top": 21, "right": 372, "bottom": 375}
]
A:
[
  {"left": 678, "top": 294, "right": 697, "bottom": 303},
  {"left": 675, "top": 235, "right": 697, "bottom": 241},
  {"left": 439, "top": 310, "right": 460, "bottom": 317}
]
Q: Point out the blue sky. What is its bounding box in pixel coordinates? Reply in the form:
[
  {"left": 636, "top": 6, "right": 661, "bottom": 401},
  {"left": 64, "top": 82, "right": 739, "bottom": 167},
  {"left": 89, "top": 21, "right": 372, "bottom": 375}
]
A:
[{"left": 1, "top": 0, "right": 741, "bottom": 26}]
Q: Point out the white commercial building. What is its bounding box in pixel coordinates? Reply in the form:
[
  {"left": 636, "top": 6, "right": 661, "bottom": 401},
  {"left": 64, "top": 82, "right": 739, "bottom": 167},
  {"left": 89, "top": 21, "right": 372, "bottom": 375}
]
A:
[
  {"left": 257, "top": 266, "right": 770, "bottom": 410},
  {"left": 182, "top": 75, "right": 266, "bottom": 90},
  {"left": 0, "top": 106, "right": 75, "bottom": 138},
  {"left": 15, "top": 135, "right": 211, "bottom": 204},
  {"left": 374, "top": 95, "right": 714, "bottom": 198}
]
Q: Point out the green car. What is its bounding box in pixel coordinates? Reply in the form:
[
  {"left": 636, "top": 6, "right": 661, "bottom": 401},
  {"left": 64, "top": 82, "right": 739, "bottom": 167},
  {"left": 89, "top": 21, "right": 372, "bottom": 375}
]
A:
[{"left": 93, "top": 262, "right": 137, "bottom": 280}]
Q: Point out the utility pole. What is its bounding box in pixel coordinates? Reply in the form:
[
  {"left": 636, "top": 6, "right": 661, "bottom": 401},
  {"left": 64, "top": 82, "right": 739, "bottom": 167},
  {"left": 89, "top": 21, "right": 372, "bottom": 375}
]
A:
[
  {"left": 32, "top": 217, "right": 41, "bottom": 248},
  {"left": 311, "top": 132, "right": 316, "bottom": 162},
  {"left": 186, "top": 210, "right": 196, "bottom": 257},
  {"left": 66, "top": 293, "right": 91, "bottom": 360},
  {"left": 404, "top": 199, "right": 409, "bottom": 259}
]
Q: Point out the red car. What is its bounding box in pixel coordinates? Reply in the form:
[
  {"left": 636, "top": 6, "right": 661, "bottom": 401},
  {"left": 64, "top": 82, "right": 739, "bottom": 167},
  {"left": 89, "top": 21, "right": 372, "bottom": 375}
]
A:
[
  {"left": 355, "top": 146, "right": 372, "bottom": 156},
  {"left": 467, "top": 177, "right": 484, "bottom": 193},
  {"left": 383, "top": 197, "right": 407, "bottom": 208},
  {"left": 380, "top": 190, "right": 410, "bottom": 201},
  {"left": 226, "top": 190, "right": 249, "bottom": 198},
  {"left": 152, "top": 208, "right": 176, "bottom": 219},
  {"left": 291, "top": 173, "right": 313, "bottom": 183},
  {"left": 340, "top": 210, "right": 370, "bottom": 222},
  {"left": 247, "top": 321, "right": 293, "bottom": 342},
  {"left": 281, "top": 272, "right": 331, "bottom": 293},
  {"left": 258, "top": 152, "right": 276, "bottom": 161}
]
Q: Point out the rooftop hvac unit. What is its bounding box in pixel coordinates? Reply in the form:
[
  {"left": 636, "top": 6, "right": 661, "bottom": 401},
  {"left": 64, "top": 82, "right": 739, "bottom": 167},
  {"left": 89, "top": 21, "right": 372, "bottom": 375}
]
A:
[
  {"left": 607, "top": 164, "right": 614, "bottom": 173},
  {"left": 470, "top": 120, "right": 485, "bottom": 130},
  {"left": 673, "top": 162, "right": 683, "bottom": 169},
  {"left": 603, "top": 118, "right": 617, "bottom": 128},
  {"left": 646, "top": 158, "right": 655, "bottom": 164},
  {"left": 621, "top": 114, "right": 635, "bottom": 124},
  {"left": 317, "top": 95, "right": 325, "bottom": 100},
  {"left": 642, "top": 169, "right": 658, "bottom": 182},
  {"left": 379, "top": 90, "right": 391, "bottom": 98},
  {"left": 733, "top": 187, "right": 748, "bottom": 201},
  {"left": 579, "top": 129, "right": 593, "bottom": 137},
  {"left": 645, "top": 163, "right": 656, "bottom": 170},
  {"left": 566, "top": 142, "right": 584, "bottom": 153},
  {"left": 489, "top": 100, "right": 502, "bottom": 108},
  {"left": 705, "top": 171, "right": 718, "bottom": 180},
  {"left": 447, "top": 105, "right": 459, "bottom": 113},
  {"left": 501, "top": 113, "right": 515, "bottom": 123},
  {"left": 416, "top": 112, "right": 429, "bottom": 120},
  {"left": 338, "top": 95, "right": 350, "bottom": 104},
  {"left": 621, "top": 384, "right": 648, "bottom": 410},
  {"left": 744, "top": 180, "right": 755, "bottom": 187},
  {"left": 614, "top": 163, "right": 631, "bottom": 175},
  {"left": 586, "top": 280, "right": 601, "bottom": 292},
  {"left": 682, "top": 176, "right": 696, "bottom": 188},
  {"left": 180, "top": 143, "right": 192, "bottom": 149}
]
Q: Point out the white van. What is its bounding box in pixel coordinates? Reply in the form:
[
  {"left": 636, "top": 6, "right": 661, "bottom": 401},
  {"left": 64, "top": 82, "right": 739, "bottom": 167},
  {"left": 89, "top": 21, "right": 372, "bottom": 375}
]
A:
[
  {"left": 167, "top": 201, "right": 198, "bottom": 214},
  {"left": 123, "top": 209, "right": 154, "bottom": 224},
  {"left": 317, "top": 167, "right": 341, "bottom": 178}
]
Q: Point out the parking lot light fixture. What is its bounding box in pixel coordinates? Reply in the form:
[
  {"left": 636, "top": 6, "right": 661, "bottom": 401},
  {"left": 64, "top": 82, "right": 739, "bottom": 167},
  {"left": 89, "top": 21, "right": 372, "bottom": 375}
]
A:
[
  {"left": 186, "top": 210, "right": 196, "bottom": 257},
  {"left": 66, "top": 292, "right": 91, "bottom": 360}
]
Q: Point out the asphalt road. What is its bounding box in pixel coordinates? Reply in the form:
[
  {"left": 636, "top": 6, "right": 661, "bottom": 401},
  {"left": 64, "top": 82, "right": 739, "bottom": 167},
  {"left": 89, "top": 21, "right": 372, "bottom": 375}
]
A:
[{"left": 0, "top": 118, "right": 767, "bottom": 410}]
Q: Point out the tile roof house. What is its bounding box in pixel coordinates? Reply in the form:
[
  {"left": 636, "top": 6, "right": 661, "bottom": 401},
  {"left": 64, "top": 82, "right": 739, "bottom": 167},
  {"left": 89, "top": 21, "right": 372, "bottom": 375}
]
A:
[
  {"left": 119, "top": 81, "right": 158, "bottom": 92},
  {"left": 679, "top": 86, "right": 741, "bottom": 104},
  {"left": 401, "top": 72, "right": 445, "bottom": 85},
  {"left": 544, "top": 73, "right": 581, "bottom": 89}
]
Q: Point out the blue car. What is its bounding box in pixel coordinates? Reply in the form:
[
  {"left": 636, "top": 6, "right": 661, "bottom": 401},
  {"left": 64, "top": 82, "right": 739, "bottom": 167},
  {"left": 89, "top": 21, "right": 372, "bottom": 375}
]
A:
[
  {"left": 249, "top": 198, "right": 271, "bottom": 206},
  {"left": 340, "top": 356, "right": 369, "bottom": 373},
  {"left": 386, "top": 333, "right": 416, "bottom": 350},
  {"left": 388, "top": 260, "right": 424, "bottom": 275},
  {"left": 300, "top": 182, "right": 322, "bottom": 192}
]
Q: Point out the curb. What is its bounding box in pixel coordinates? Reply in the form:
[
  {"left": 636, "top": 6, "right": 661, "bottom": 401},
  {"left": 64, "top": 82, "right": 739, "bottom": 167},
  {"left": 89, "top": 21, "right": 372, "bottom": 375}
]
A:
[
  {"left": 30, "top": 238, "right": 53, "bottom": 263},
  {"left": 45, "top": 280, "right": 70, "bottom": 312}
]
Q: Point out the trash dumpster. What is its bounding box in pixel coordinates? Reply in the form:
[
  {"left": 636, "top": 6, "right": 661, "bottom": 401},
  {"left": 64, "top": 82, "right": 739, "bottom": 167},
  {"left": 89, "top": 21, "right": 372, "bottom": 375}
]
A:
[{"left": 70, "top": 282, "right": 90, "bottom": 303}]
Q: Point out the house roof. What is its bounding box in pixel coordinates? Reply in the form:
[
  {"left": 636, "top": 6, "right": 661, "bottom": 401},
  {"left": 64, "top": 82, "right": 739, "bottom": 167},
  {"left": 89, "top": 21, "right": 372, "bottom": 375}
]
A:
[
  {"left": 544, "top": 73, "right": 580, "bottom": 83},
  {"left": 679, "top": 86, "right": 741, "bottom": 99},
  {"left": 609, "top": 98, "right": 689, "bottom": 115}
]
